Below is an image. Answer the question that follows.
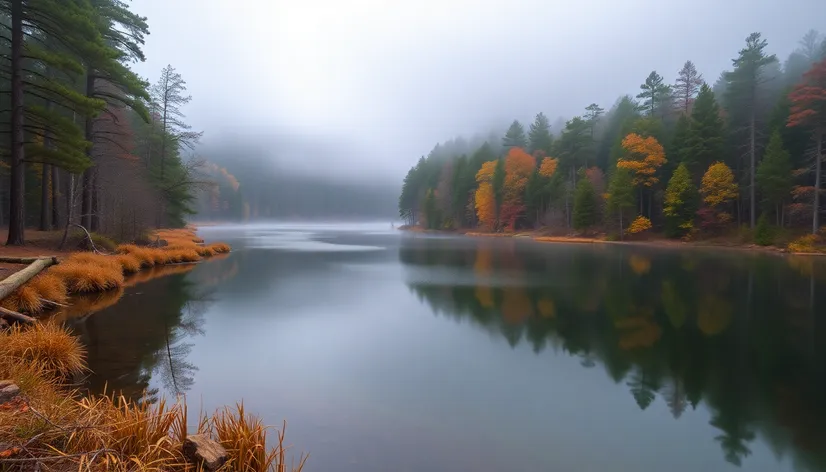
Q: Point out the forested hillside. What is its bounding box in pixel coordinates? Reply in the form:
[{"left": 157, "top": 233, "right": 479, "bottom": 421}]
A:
[
  {"left": 399, "top": 31, "right": 826, "bottom": 245},
  {"left": 0, "top": 0, "right": 209, "bottom": 245}
]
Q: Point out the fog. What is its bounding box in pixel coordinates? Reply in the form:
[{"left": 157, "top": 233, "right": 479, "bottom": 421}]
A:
[{"left": 130, "top": 0, "right": 822, "bottom": 183}]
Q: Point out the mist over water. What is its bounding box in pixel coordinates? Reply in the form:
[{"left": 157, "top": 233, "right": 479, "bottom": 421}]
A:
[{"left": 67, "top": 223, "right": 826, "bottom": 472}]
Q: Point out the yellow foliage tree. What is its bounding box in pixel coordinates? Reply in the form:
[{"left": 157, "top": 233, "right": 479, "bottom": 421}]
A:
[
  {"left": 627, "top": 215, "right": 653, "bottom": 234},
  {"left": 503, "top": 147, "right": 536, "bottom": 201},
  {"left": 539, "top": 157, "right": 559, "bottom": 178},
  {"left": 475, "top": 161, "right": 499, "bottom": 229},
  {"left": 616, "top": 133, "right": 667, "bottom": 188},
  {"left": 700, "top": 162, "right": 739, "bottom": 207}
]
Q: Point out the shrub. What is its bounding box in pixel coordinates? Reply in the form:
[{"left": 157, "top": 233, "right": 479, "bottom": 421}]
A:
[
  {"left": 627, "top": 215, "right": 652, "bottom": 235},
  {"left": 788, "top": 234, "right": 820, "bottom": 253},
  {"left": 754, "top": 214, "right": 774, "bottom": 246}
]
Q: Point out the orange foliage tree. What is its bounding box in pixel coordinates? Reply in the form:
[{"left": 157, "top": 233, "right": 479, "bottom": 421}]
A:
[
  {"left": 539, "top": 157, "right": 559, "bottom": 178},
  {"left": 500, "top": 148, "right": 536, "bottom": 230},
  {"left": 475, "top": 161, "right": 498, "bottom": 229},
  {"left": 617, "top": 133, "right": 667, "bottom": 217}
]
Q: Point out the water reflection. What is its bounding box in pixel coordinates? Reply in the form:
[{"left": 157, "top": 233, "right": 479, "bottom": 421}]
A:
[
  {"left": 400, "top": 237, "right": 826, "bottom": 470},
  {"left": 61, "top": 256, "right": 239, "bottom": 402}
]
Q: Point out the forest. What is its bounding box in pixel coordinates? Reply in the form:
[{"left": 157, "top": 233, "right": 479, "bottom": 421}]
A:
[
  {"left": 0, "top": 0, "right": 213, "bottom": 246},
  {"left": 399, "top": 31, "right": 826, "bottom": 247}
]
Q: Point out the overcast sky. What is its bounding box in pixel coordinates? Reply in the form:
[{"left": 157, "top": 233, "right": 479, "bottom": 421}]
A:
[{"left": 129, "top": 0, "right": 822, "bottom": 182}]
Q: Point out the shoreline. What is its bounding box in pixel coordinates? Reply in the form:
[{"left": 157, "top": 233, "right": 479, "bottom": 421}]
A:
[{"left": 399, "top": 226, "right": 824, "bottom": 256}]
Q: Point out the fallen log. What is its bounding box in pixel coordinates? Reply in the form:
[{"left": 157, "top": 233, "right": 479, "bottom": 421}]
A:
[
  {"left": 0, "top": 256, "right": 46, "bottom": 264},
  {"left": 0, "top": 257, "right": 58, "bottom": 302},
  {"left": 0, "top": 306, "right": 35, "bottom": 324}
]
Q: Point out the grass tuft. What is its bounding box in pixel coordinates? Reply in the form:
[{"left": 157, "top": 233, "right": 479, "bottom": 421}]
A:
[
  {"left": 209, "top": 242, "right": 231, "bottom": 254},
  {"left": 0, "top": 321, "right": 86, "bottom": 377},
  {"left": 116, "top": 253, "right": 143, "bottom": 274}
]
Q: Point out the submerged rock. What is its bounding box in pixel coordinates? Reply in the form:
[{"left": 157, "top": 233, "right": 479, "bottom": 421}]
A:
[{"left": 183, "top": 434, "right": 227, "bottom": 471}]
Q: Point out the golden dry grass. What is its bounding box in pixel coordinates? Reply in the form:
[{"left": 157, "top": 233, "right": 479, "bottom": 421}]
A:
[
  {"left": 0, "top": 321, "right": 86, "bottom": 377},
  {"left": 0, "top": 323, "right": 306, "bottom": 472},
  {"left": 1, "top": 229, "right": 230, "bottom": 316}
]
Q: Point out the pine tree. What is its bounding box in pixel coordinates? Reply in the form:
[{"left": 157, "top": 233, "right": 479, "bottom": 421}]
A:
[
  {"left": 637, "top": 71, "right": 671, "bottom": 117},
  {"left": 756, "top": 131, "right": 793, "bottom": 225},
  {"left": 663, "top": 163, "right": 699, "bottom": 237},
  {"left": 528, "top": 112, "right": 553, "bottom": 156},
  {"left": 674, "top": 61, "right": 704, "bottom": 114},
  {"left": 687, "top": 84, "right": 725, "bottom": 179},
  {"left": 79, "top": 0, "right": 151, "bottom": 231},
  {"left": 584, "top": 103, "right": 604, "bottom": 139},
  {"left": 573, "top": 173, "right": 598, "bottom": 232},
  {"left": 607, "top": 167, "right": 635, "bottom": 238},
  {"left": 2, "top": 0, "right": 107, "bottom": 245},
  {"left": 670, "top": 114, "right": 692, "bottom": 168},
  {"left": 502, "top": 120, "right": 527, "bottom": 149},
  {"left": 724, "top": 32, "right": 778, "bottom": 228}
]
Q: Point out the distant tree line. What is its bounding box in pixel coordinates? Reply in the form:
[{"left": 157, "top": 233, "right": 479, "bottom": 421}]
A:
[
  {"left": 0, "top": 0, "right": 207, "bottom": 246},
  {"left": 399, "top": 31, "right": 826, "bottom": 243}
]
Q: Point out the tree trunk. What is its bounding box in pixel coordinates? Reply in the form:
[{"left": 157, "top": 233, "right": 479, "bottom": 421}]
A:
[
  {"left": 6, "top": 0, "right": 25, "bottom": 246},
  {"left": 59, "top": 174, "right": 75, "bottom": 250},
  {"left": 814, "top": 128, "right": 823, "bottom": 235},
  {"left": 749, "top": 109, "right": 756, "bottom": 229},
  {"left": 619, "top": 211, "right": 624, "bottom": 241},
  {"left": 51, "top": 166, "right": 60, "bottom": 229},
  {"left": 39, "top": 164, "right": 51, "bottom": 231},
  {"left": 81, "top": 71, "right": 95, "bottom": 230},
  {"left": 90, "top": 169, "right": 99, "bottom": 232}
]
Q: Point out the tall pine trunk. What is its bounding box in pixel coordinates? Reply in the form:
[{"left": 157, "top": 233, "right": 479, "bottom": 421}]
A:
[
  {"left": 81, "top": 71, "right": 95, "bottom": 230},
  {"left": 749, "top": 109, "right": 756, "bottom": 228},
  {"left": 6, "top": 0, "right": 25, "bottom": 246},
  {"left": 39, "top": 164, "right": 51, "bottom": 231},
  {"left": 91, "top": 170, "right": 99, "bottom": 232},
  {"left": 51, "top": 166, "right": 60, "bottom": 228},
  {"left": 814, "top": 128, "right": 823, "bottom": 234}
]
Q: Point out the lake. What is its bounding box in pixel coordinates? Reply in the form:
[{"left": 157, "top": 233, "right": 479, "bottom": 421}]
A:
[{"left": 64, "top": 223, "right": 826, "bottom": 472}]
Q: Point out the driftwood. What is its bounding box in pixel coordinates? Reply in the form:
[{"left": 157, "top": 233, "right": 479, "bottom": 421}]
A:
[
  {"left": 71, "top": 223, "right": 109, "bottom": 254},
  {"left": 0, "top": 257, "right": 57, "bottom": 302},
  {"left": 0, "top": 256, "right": 47, "bottom": 264},
  {"left": 0, "top": 306, "right": 35, "bottom": 324}
]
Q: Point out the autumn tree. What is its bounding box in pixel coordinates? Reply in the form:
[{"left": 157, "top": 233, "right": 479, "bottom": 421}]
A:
[
  {"left": 637, "top": 71, "right": 671, "bottom": 117},
  {"left": 502, "top": 120, "right": 527, "bottom": 149},
  {"left": 663, "top": 163, "right": 699, "bottom": 237},
  {"left": 616, "top": 133, "right": 667, "bottom": 216},
  {"left": 702, "top": 162, "right": 739, "bottom": 207},
  {"left": 607, "top": 167, "right": 635, "bottom": 238},
  {"left": 475, "top": 160, "right": 498, "bottom": 229},
  {"left": 787, "top": 57, "right": 826, "bottom": 233},
  {"left": 498, "top": 148, "right": 536, "bottom": 230},
  {"left": 674, "top": 61, "right": 704, "bottom": 114},
  {"left": 724, "top": 32, "right": 778, "bottom": 228},
  {"left": 528, "top": 113, "right": 553, "bottom": 156}
]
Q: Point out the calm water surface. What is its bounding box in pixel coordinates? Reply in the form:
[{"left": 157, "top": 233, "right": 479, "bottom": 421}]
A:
[{"left": 65, "top": 223, "right": 826, "bottom": 472}]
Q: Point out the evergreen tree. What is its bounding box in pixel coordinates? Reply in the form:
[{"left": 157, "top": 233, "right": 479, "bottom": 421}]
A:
[
  {"left": 502, "top": 120, "right": 527, "bottom": 149},
  {"left": 663, "top": 163, "right": 699, "bottom": 238},
  {"left": 528, "top": 112, "right": 553, "bottom": 156},
  {"left": 674, "top": 60, "right": 704, "bottom": 114},
  {"left": 606, "top": 167, "right": 635, "bottom": 238},
  {"left": 671, "top": 114, "right": 692, "bottom": 168},
  {"left": 687, "top": 84, "right": 725, "bottom": 179},
  {"left": 724, "top": 32, "right": 778, "bottom": 228},
  {"left": 492, "top": 158, "right": 506, "bottom": 215},
  {"left": 637, "top": 71, "right": 671, "bottom": 117},
  {"left": 573, "top": 174, "right": 598, "bottom": 231},
  {"left": 756, "top": 131, "right": 793, "bottom": 225},
  {"left": 584, "top": 103, "right": 604, "bottom": 139},
  {"left": 599, "top": 96, "right": 640, "bottom": 169}
]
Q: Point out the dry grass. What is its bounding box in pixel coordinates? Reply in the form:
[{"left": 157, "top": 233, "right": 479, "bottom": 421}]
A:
[
  {"left": 0, "top": 321, "right": 86, "bottom": 377},
  {"left": 0, "top": 323, "right": 306, "bottom": 472},
  {"left": 1, "top": 229, "right": 230, "bottom": 316}
]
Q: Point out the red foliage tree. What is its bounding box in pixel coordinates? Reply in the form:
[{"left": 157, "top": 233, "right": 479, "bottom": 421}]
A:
[{"left": 788, "top": 58, "right": 826, "bottom": 233}]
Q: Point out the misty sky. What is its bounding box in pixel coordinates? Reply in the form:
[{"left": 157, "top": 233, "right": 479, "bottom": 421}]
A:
[{"left": 130, "top": 0, "right": 822, "bottom": 182}]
